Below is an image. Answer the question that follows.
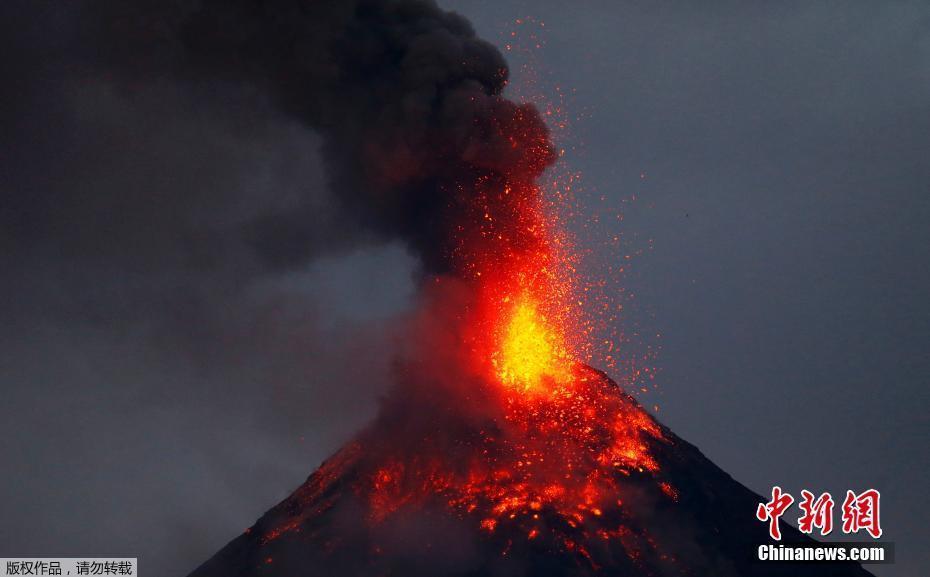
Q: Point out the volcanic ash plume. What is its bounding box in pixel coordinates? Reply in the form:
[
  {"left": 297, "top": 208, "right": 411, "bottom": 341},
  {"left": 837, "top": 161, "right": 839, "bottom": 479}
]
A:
[
  {"left": 87, "top": 0, "right": 556, "bottom": 275},
  {"left": 87, "top": 0, "right": 587, "bottom": 415},
  {"left": 88, "top": 0, "right": 571, "bottom": 360}
]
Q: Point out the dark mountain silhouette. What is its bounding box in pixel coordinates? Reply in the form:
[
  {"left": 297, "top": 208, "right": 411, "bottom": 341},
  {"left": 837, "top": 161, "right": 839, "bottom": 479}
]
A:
[{"left": 188, "top": 367, "right": 874, "bottom": 577}]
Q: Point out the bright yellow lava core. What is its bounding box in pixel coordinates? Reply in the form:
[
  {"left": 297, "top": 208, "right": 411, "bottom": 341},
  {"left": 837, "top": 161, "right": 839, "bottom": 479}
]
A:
[{"left": 494, "top": 295, "right": 571, "bottom": 391}]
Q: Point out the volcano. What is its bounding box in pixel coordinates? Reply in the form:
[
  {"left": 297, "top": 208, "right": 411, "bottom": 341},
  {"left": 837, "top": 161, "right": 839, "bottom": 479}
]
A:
[
  {"left": 187, "top": 366, "right": 874, "bottom": 577},
  {"left": 109, "top": 4, "right": 876, "bottom": 575}
]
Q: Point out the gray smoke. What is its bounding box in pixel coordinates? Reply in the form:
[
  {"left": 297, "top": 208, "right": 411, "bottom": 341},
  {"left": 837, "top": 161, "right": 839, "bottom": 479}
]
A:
[
  {"left": 76, "top": 0, "right": 555, "bottom": 274},
  {"left": 0, "top": 1, "right": 553, "bottom": 574}
]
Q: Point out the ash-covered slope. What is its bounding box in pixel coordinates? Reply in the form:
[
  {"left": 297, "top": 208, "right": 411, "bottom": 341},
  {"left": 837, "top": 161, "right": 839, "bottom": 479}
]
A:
[{"left": 188, "top": 367, "right": 873, "bottom": 577}]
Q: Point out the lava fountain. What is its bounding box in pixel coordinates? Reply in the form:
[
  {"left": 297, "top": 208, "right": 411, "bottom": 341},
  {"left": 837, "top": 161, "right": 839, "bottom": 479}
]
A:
[{"left": 245, "top": 88, "right": 676, "bottom": 567}]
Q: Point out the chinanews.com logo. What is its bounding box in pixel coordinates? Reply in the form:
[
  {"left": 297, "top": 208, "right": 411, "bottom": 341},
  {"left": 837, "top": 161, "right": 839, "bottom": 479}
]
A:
[{"left": 753, "top": 486, "right": 894, "bottom": 564}]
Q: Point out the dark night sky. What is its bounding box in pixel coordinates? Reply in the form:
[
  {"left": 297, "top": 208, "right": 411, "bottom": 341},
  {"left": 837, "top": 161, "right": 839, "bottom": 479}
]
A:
[{"left": 1, "top": 1, "right": 927, "bottom": 576}]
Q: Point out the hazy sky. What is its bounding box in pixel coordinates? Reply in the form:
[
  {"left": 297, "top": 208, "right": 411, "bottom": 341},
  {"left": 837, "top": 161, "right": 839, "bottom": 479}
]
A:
[{"left": 2, "top": 1, "right": 927, "bottom": 576}]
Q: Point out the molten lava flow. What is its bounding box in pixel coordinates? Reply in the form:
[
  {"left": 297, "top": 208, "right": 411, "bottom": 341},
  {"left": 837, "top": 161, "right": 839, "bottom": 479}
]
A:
[{"left": 348, "top": 364, "right": 671, "bottom": 567}]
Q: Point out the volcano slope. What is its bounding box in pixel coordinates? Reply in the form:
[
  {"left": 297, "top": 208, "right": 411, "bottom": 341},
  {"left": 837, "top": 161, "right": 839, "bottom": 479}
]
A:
[{"left": 188, "top": 366, "right": 874, "bottom": 577}]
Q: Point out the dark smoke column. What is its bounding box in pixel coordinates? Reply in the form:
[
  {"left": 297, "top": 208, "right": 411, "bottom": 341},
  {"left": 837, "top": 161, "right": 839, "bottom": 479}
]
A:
[{"left": 88, "top": 0, "right": 555, "bottom": 275}]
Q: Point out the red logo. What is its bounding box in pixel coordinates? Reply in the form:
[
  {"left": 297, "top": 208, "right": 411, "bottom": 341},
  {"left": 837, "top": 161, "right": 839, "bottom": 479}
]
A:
[
  {"left": 756, "top": 486, "right": 795, "bottom": 540},
  {"left": 798, "top": 490, "right": 834, "bottom": 536},
  {"left": 841, "top": 489, "right": 882, "bottom": 538},
  {"left": 756, "top": 487, "right": 881, "bottom": 540}
]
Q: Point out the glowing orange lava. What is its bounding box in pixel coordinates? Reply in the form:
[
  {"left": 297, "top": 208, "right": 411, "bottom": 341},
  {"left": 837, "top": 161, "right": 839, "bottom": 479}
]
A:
[
  {"left": 493, "top": 293, "right": 572, "bottom": 391},
  {"left": 457, "top": 172, "right": 582, "bottom": 397},
  {"left": 358, "top": 363, "right": 668, "bottom": 556}
]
